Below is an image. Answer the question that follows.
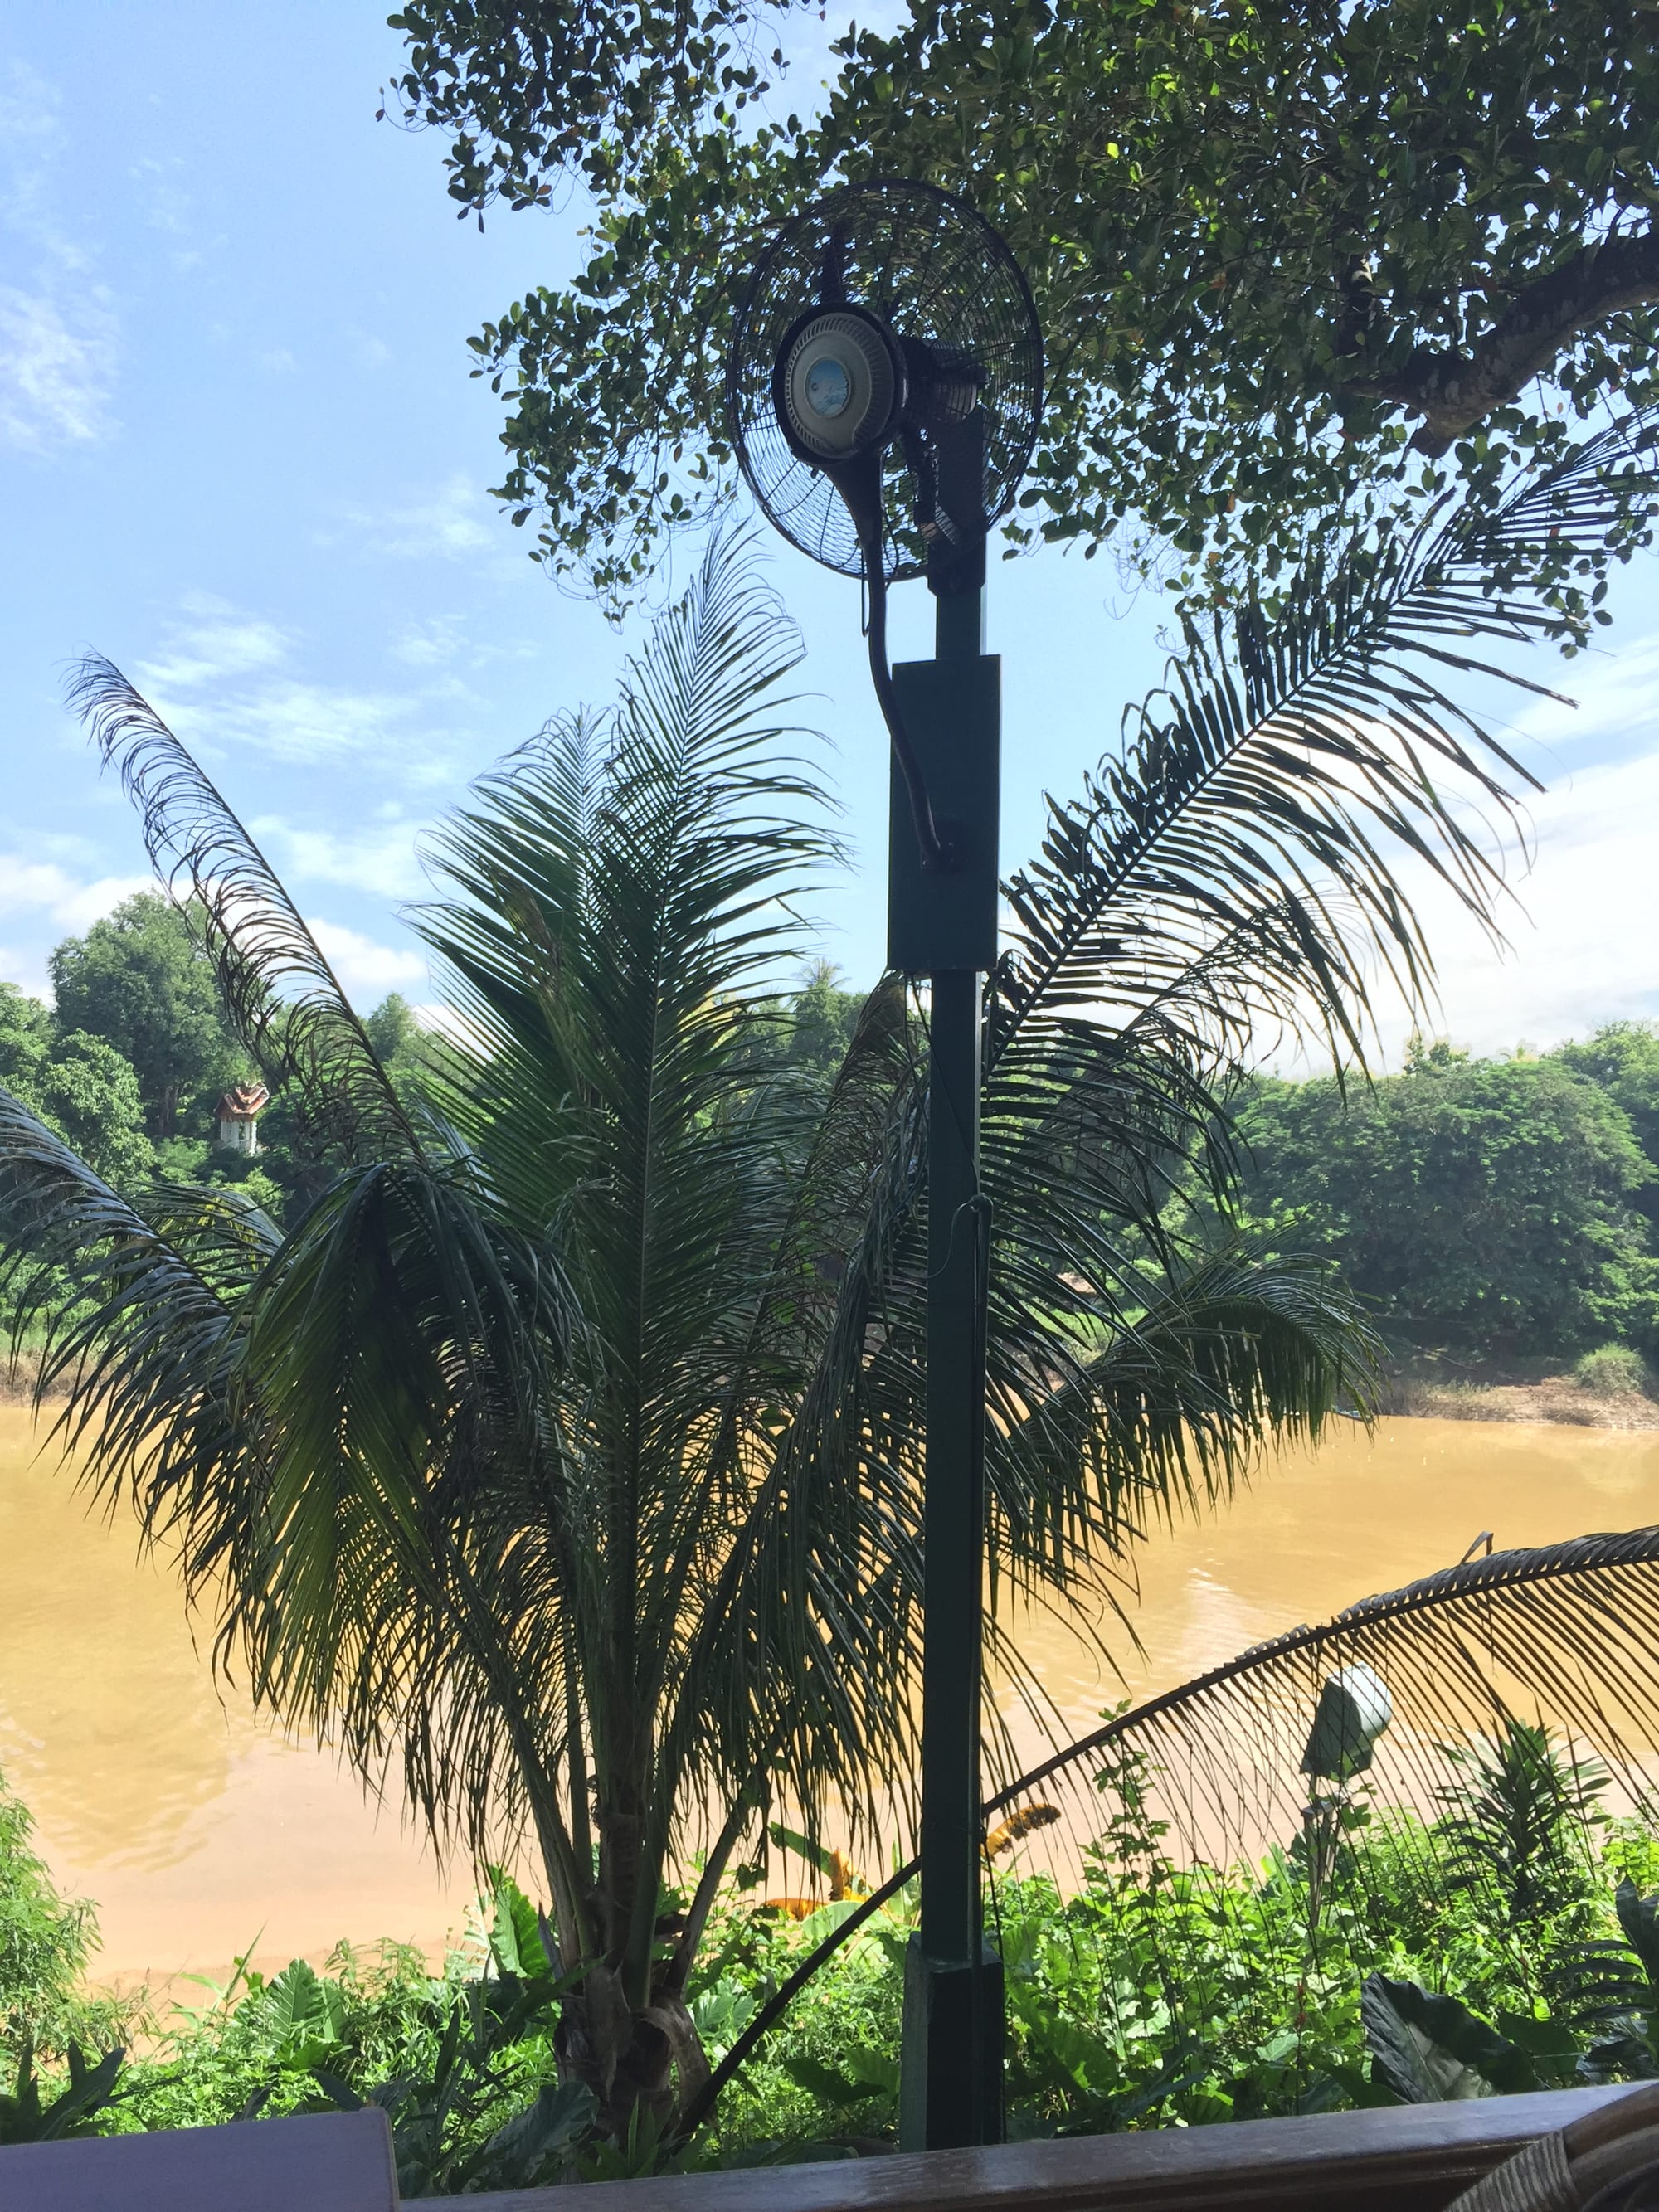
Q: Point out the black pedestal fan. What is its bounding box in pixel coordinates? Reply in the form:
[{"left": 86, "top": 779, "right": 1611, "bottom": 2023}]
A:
[{"left": 726, "top": 178, "right": 1044, "bottom": 2151}]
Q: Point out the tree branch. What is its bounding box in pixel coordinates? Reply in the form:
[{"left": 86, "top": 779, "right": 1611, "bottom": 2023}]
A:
[{"left": 1352, "top": 227, "right": 1659, "bottom": 455}]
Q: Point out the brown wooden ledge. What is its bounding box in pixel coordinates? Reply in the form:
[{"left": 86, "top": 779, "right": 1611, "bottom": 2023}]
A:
[{"left": 445, "top": 2084, "right": 1644, "bottom": 2211}]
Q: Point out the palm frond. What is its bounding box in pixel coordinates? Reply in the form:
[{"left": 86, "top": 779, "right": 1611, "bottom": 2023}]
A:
[
  {"left": 65, "top": 656, "right": 419, "bottom": 1165},
  {"left": 139, "top": 1179, "right": 285, "bottom": 1292},
  {"left": 996, "top": 416, "right": 1659, "bottom": 1083},
  {"left": 693, "top": 1527, "right": 1659, "bottom": 2132},
  {"left": 975, "top": 1525, "right": 1659, "bottom": 2079},
  {"left": 147, "top": 536, "right": 854, "bottom": 1957},
  {"left": 986, "top": 1247, "right": 1378, "bottom": 1591},
  {"left": 779, "top": 427, "right": 1659, "bottom": 1796},
  {"left": 221, "top": 1159, "right": 581, "bottom": 1797},
  {"left": 0, "top": 1085, "right": 247, "bottom": 1539},
  {"left": 1004, "top": 1525, "right": 1659, "bottom": 1849}
]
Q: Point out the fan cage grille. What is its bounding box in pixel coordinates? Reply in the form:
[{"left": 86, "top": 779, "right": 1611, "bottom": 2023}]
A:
[{"left": 727, "top": 180, "right": 1044, "bottom": 581}]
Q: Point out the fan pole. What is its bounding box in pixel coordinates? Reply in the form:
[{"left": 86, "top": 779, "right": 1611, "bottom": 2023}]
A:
[{"left": 888, "top": 422, "right": 1007, "bottom": 2151}]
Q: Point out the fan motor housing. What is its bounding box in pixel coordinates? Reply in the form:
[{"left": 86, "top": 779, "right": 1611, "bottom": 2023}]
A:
[{"left": 772, "top": 304, "right": 906, "bottom": 465}]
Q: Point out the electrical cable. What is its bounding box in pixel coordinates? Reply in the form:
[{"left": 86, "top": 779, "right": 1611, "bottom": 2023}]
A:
[{"left": 859, "top": 518, "right": 951, "bottom": 876}]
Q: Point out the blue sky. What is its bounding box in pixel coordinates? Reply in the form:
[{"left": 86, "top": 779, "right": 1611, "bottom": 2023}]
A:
[{"left": 2, "top": 2, "right": 1656, "bottom": 1067}]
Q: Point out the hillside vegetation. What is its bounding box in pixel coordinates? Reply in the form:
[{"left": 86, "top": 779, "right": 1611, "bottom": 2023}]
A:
[
  {"left": 2, "top": 897, "right": 1654, "bottom": 1414},
  {"left": 1232, "top": 1030, "right": 1659, "bottom": 1419}
]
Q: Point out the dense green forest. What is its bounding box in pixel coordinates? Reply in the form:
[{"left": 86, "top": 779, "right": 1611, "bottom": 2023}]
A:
[
  {"left": 0, "top": 906, "right": 868, "bottom": 1218},
  {"left": 1, "top": 894, "right": 1654, "bottom": 1376},
  {"left": 2, "top": 893, "right": 500, "bottom": 1232},
  {"left": 1233, "top": 1033, "right": 1659, "bottom": 1368}
]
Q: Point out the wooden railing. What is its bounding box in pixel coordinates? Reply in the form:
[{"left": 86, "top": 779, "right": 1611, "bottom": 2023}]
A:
[
  {"left": 453, "top": 2085, "right": 1642, "bottom": 2212},
  {"left": 2, "top": 2083, "right": 1647, "bottom": 2207}
]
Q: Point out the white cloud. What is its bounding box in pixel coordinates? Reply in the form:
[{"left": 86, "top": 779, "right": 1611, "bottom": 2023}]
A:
[
  {"left": 343, "top": 474, "right": 496, "bottom": 562},
  {"left": 119, "top": 593, "right": 478, "bottom": 803},
  {"left": 191, "top": 681, "right": 424, "bottom": 767},
  {"left": 0, "top": 857, "right": 153, "bottom": 998},
  {"left": 391, "top": 616, "right": 466, "bottom": 668},
  {"left": 0, "top": 856, "right": 153, "bottom": 935},
  {"left": 129, "top": 154, "right": 190, "bottom": 236},
  {"left": 0, "top": 948, "right": 49, "bottom": 999},
  {"left": 251, "top": 815, "right": 427, "bottom": 902},
  {"left": 1512, "top": 634, "right": 1659, "bottom": 762},
  {"left": 307, "top": 919, "right": 427, "bottom": 1005},
  {"left": 412, "top": 999, "right": 489, "bottom": 1053},
  {"left": 133, "top": 594, "right": 456, "bottom": 774},
  {"left": 0, "top": 65, "right": 116, "bottom": 451},
  {"left": 0, "top": 285, "right": 116, "bottom": 450},
  {"left": 0, "top": 61, "right": 81, "bottom": 268},
  {"left": 349, "top": 330, "right": 392, "bottom": 372},
  {"left": 136, "top": 595, "right": 290, "bottom": 692},
  {"left": 401, "top": 750, "right": 465, "bottom": 790},
  {"left": 148, "top": 673, "right": 424, "bottom": 769},
  {"left": 1361, "top": 743, "right": 1659, "bottom": 1064},
  {"left": 0, "top": 61, "right": 60, "bottom": 154}
]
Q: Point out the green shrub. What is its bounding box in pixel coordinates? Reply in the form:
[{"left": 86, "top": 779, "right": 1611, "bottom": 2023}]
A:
[
  {"left": 1233, "top": 1057, "right": 1659, "bottom": 1359},
  {"left": 113, "top": 1882, "right": 589, "bottom": 2194},
  {"left": 0, "top": 1769, "right": 120, "bottom": 2060},
  {"left": 1574, "top": 1344, "right": 1653, "bottom": 1396},
  {"left": 13, "top": 1748, "right": 1659, "bottom": 2176},
  {"left": 110, "top": 1941, "right": 450, "bottom": 2137}
]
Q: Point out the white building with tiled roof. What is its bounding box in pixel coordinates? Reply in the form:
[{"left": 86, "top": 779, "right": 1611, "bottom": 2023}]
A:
[{"left": 214, "top": 1082, "right": 268, "bottom": 1156}]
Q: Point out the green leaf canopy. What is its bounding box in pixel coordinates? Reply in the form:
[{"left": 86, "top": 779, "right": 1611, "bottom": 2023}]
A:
[{"left": 389, "top": 0, "right": 1659, "bottom": 614}]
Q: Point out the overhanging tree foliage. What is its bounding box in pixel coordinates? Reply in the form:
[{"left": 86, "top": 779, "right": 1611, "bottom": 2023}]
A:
[{"left": 387, "top": 0, "right": 1659, "bottom": 611}]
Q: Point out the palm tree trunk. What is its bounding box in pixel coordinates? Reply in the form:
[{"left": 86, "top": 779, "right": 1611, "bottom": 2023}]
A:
[{"left": 553, "top": 1767, "right": 712, "bottom": 2138}]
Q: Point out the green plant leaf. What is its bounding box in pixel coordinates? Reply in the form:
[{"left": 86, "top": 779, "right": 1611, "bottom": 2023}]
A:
[
  {"left": 1615, "top": 1879, "right": 1659, "bottom": 1987},
  {"left": 259, "top": 1958, "right": 347, "bottom": 2069},
  {"left": 469, "top": 2079, "right": 597, "bottom": 2189},
  {"left": 766, "top": 1824, "right": 839, "bottom": 1885},
  {"left": 779, "top": 2053, "right": 883, "bottom": 2107},
  {"left": 1361, "top": 1975, "right": 1537, "bottom": 2103},
  {"left": 1495, "top": 2012, "right": 1581, "bottom": 2085},
  {"left": 487, "top": 1866, "right": 553, "bottom": 1982},
  {"left": 0, "top": 2041, "right": 127, "bottom": 2146}
]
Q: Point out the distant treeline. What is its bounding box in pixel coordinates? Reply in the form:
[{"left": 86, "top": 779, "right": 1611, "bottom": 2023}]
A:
[
  {"left": 0, "top": 899, "right": 867, "bottom": 1234},
  {"left": 1232, "top": 1030, "right": 1659, "bottom": 1364},
  {"left": 0, "top": 891, "right": 449, "bottom": 1228},
  {"left": 2, "top": 898, "right": 1651, "bottom": 1368}
]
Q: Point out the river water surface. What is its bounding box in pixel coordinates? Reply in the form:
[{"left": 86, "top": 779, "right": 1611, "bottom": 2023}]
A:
[{"left": 2, "top": 1406, "right": 1657, "bottom": 1988}]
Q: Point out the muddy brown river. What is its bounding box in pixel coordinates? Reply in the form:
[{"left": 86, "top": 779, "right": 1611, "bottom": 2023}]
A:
[{"left": 2, "top": 1406, "right": 1657, "bottom": 1989}]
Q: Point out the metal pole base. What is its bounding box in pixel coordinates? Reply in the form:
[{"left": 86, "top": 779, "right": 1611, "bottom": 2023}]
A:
[{"left": 898, "top": 1933, "right": 1005, "bottom": 2151}]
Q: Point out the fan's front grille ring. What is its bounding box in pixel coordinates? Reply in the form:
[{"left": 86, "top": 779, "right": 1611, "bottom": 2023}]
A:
[{"left": 727, "top": 180, "right": 1044, "bottom": 581}]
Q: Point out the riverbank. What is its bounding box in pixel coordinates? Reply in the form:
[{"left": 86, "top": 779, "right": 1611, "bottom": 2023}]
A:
[
  {"left": 1379, "top": 1361, "right": 1659, "bottom": 1429},
  {"left": 1389, "top": 1379, "right": 1659, "bottom": 1427}
]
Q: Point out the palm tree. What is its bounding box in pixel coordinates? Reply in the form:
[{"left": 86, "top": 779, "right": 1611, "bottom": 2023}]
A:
[{"left": 0, "top": 425, "right": 1648, "bottom": 2135}]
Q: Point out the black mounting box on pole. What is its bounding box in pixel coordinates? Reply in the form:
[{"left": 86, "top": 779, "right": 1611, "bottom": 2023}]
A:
[{"left": 887, "top": 652, "right": 1001, "bottom": 977}]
